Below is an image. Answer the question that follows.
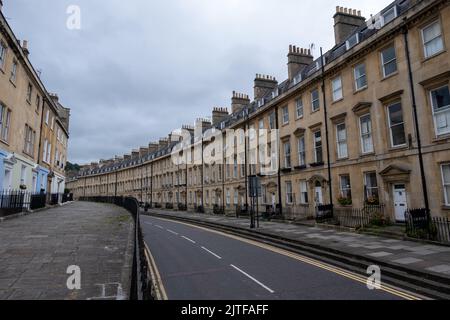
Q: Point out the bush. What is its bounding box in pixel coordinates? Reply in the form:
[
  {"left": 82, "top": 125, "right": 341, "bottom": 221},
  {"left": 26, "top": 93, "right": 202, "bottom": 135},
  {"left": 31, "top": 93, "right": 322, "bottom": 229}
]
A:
[
  {"left": 337, "top": 196, "right": 352, "bottom": 206},
  {"left": 370, "top": 211, "right": 390, "bottom": 226}
]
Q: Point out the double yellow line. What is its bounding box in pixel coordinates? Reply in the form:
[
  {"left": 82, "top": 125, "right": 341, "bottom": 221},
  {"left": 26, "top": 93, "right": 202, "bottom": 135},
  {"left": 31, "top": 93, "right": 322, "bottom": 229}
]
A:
[{"left": 149, "top": 217, "right": 426, "bottom": 300}]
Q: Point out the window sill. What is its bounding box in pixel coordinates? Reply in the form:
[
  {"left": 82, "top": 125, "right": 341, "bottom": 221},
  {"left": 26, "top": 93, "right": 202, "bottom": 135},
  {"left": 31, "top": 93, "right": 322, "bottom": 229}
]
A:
[
  {"left": 388, "top": 145, "right": 409, "bottom": 152},
  {"left": 26, "top": 100, "right": 31, "bottom": 106},
  {"left": 432, "top": 134, "right": 450, "bottom": 143},
  {"left": 360, "top": 152, "right": 375, "bottom": 158},
  {"left": 423, "top": 50, "right": 447, "bottom": 63},
  {"left": 311, "top": 109, "right": 320, "bottom": 114},
  {"left": 381, "top": 71, "right": 399, "bottom": 82},
  {"left": 336, "top": 157, "right": 349, "bottom": 162},
  {"left": 331, "top": 98, "right": 344, "bottom": 105},
  {"left": 295, "top": 116, "right": 304, "bottom": 121},
  {"left": 354, "top": 86, "right": 368, "bottom": 95},
  {"left": 294, "top": 165, "right": 307, "bottom": 171}
]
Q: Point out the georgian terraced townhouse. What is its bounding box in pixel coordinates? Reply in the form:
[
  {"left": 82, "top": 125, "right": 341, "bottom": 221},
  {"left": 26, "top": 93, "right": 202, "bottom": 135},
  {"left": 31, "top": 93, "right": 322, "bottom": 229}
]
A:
[
  {"left": 0, "top": 1, "right": 70, "bottom": 194},
  {"left": 68, "top": 0, "right": 450, "bottom": 222}
]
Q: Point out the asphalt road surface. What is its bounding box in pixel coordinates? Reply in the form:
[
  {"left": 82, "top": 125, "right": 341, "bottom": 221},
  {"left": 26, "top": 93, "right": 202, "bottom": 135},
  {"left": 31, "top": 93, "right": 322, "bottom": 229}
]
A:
[{"left": 141, "top": 215, "right": 420, "bottom": 300}]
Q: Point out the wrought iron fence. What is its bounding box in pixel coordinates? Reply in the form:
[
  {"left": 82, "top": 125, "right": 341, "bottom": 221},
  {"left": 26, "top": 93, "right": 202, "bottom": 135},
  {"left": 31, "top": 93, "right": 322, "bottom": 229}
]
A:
[
  {"left": 0, "top": 190, "right": 49, "bottom": 217},
  {"left": 406, "top": 209, "right": 450, "bottom": 244}
]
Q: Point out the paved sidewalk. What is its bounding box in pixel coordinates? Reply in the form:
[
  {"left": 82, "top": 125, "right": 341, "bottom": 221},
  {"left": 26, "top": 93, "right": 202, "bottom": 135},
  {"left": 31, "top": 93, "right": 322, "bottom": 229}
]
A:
[
  {"left": 149, "top": 209, "right": 450, "bottom": 280},
  {"left": 0, "top": 202, "right": 134, "bottom": 300}
]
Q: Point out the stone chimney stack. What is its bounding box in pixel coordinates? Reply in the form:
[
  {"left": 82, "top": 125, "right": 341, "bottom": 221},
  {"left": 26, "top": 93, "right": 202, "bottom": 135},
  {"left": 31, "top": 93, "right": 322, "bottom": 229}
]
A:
[
  {"left": 22, "top": 40, "right": 30, "bottom": 57},
  {"left": 254, "top": 74, "right": 278, "bottom": 100},
  {"left": 333, "top": 7, "right": 365, "bottom": 45},
  {"left": 287, "top": 46, "right": 314, "bottom": 81},
  {"left": 212, "top": 107, "right": 229, "bottom": 125},
  {"left": 139, "top": 147, "right": 149, "bottom": 157},
  {"left": 124, "top": 154, "right": 131, "bottom": 161},
  {"left": 231, "top": 91, "right": 250, "bottom": 114},
  {"left": 159, "top": 138, "right": 169, "bottom": 148},
  {"left": 131, "top": 150, "right": 140, "bottom": 159},
  {"left": 148, "top": 142, "right": 159, "bottom": 153}
]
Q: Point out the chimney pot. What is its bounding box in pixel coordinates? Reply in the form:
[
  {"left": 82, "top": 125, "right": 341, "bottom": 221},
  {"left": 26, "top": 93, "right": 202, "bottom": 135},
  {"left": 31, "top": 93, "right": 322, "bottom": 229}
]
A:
[{"left": 333, "top": 7, "right": 365, "bottom": 44}]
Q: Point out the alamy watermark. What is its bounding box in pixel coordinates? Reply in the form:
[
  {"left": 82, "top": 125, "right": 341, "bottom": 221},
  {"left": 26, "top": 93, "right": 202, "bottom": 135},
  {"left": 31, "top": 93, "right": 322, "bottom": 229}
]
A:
[
  {"left": 366, "top": 265, "right": 381, "bottom": 290},
  {"left": 66, "top": 265, "right": 81, "bottom": 290},
  {"left": 66, "top": 5, "right": 81, "bottom": 30}
]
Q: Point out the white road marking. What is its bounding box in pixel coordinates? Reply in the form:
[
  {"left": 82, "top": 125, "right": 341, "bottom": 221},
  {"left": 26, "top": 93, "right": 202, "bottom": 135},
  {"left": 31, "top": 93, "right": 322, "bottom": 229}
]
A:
[
  {"left": 201, "top": 246, "right": 222, "bottom": 259},
  {"left": 181, "top": 236, "right": 196, "bottom": 244},
  {"left": 230, "top": 264, "right": 275, "bottom": 294},
  {"left": 155, "top": 225, "right": 164, "bottom": 229},
  {"left": 144, "top": 222, "right": 153, "bottom": 226},
  {"left": 166, "top": 229, "right": 179, "bottom": 236}
]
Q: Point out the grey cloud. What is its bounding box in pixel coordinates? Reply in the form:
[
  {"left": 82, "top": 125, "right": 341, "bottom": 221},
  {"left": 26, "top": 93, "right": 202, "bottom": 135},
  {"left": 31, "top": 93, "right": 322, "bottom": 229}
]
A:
[{"left": 4, "top": 0, "right": 392, "bottom": 163}]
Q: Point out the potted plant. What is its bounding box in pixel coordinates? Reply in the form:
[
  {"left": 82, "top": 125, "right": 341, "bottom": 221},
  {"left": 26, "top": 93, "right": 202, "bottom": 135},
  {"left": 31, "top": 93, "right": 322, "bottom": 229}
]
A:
[
  {"left": 19, "top": 184, "right": 27, "bottom": 190},
  {"left": 337, "top": 196, "right": 352, "bottom": 206},
  {"left": 365, "top": 196, "right": 380, "bottom": 206}
]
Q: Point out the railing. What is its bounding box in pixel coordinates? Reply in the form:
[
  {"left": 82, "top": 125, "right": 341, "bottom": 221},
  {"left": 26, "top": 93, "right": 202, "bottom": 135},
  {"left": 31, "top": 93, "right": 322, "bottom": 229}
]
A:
[
  {"left": 79, "top": 196, "right": 152, "bottom": 300},
  {"left": 0, "top": 190, "right": 49, "bottom": 217},
  {"left": 406, "top": 209, "right": 450, "bottom": 244},
  {"left": 334, "top": 204, "right": 386, "bottom": 229}
]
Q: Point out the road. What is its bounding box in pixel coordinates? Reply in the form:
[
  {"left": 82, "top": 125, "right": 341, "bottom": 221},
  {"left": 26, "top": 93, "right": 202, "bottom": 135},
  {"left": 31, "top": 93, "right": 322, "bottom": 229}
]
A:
[{"left": 141, "top": 215, "right": 420, "bottom": 300}]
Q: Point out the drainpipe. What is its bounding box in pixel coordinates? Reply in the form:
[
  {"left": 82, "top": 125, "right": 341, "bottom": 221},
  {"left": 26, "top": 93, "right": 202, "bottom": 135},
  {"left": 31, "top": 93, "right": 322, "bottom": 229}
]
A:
[
  {"left": 150, "top": 162, "right": 153, "bottom": 207},
  {"left": 244, "top": 108, "right": 249, "bottom": 211},
  {"left": 320, "top": 47, "right": 334, "bottom": 213},
  {"left": 403, "top": 28, "right": 430, "bottom": 220},
  {"left": 275, "top": 105, "right": 283, "bottom": 216},
  {"left": 222, "top": 132, "right": 226, "bottom": 212}
]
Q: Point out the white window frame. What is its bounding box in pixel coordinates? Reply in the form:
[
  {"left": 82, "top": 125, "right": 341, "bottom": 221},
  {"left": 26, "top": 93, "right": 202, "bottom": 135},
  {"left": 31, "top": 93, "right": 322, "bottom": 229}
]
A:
[
  {"left": 258, "top": 119, "right": 264, "bottom": 136},
  {"left": 359, "top": 114, "right": 374, "bottom": 154},
  {"left": 296, "top": 97, "right": 304, "bottom": 119},
  {"left": 339, "top": 175, "right": 352, "bottom": 199},
  {"left": 441, "top": 164, "right": 450, "bottom": 206},
  {"left": 282, "top": 106, "right": 289, "bottom": 125},
  {"left": 364, "top": 172, "right": 379, "bottom": 200},
  {"left": 430, "top": 85, "right": 450, "bottom": 136},
  {"left": 0, "top": 104, "right": 11, "bottom": 142},
  {"left": 346, "top": 33, "right": 360, "bottom": 50},
  {"left": 286, "top": 181, "right": 293, "bottom": 204},
  {"left": 284, "top": 141, "right": 291, "bottom": 168},
  {"left": 422, "top": 20, "right": 444, "bottom": 59},
  {"left": 332, "top": 76, "right": 343, "bottom": 102},
  {"left": 297, "top": 136, "right": 306, "bottom": 167},
  {"left": 381, "top": 6, "right": 398, "bottom": 26},
  {"left": 299, "top": 180, "right": 308, "bottom": 204},
  {"left": 0, "top": 41, "right": 6, "bottom": 69},
  {"left": 336, "top": 123, "right": 348, "bottom": 159},
  {"left": 311, "top": 89, "right": 320, "bottom": 112},
  {"left": 387, "top": 102, "right": 406, "bottom": 147},
  {"left": 10, "top": 60, "right": 17, "bottom": 82},
  {"left": 313, "top": 130, "right": 322, "bottom": 163},
  {"left": 381, "top": 46, "right": 397, "bottom": 78},
  {"left": 354, "top": 63, "right": 367, "bottom": 91}
]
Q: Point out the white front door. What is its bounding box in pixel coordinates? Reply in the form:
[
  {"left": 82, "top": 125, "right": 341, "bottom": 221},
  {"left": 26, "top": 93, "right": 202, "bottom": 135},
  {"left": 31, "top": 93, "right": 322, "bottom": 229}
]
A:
[
  {"left": 393, "top": 184, "right": 407, "bottom": 222},
  {"left": 315, "top": 186, "right": 323, "bottom": 205}
]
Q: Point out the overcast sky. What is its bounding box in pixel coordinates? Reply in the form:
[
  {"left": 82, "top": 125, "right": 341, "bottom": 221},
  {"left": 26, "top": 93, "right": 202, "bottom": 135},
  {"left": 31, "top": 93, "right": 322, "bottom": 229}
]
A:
[{"left": 4, "top": 0, "right": 392, "bottom": 164}]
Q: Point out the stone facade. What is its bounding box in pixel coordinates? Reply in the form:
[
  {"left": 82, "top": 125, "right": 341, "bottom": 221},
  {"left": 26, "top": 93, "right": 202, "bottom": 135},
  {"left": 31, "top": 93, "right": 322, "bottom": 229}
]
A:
[
  {"left": 0, "top": 5, "right": 70, "bottom": 194},
  {"left": 67, "top": 0, "right": 450, "bottom": 221}
]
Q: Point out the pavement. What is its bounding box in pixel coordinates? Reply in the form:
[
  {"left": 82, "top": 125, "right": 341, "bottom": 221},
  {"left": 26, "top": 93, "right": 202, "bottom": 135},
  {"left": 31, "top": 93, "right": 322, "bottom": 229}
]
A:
[
  {"left": 147, "top": 209, "right": 450, "bottom": 282},
  {"left": 0, "top": 202, "right": 134, "bottom": 300},
  {"left": 141, "top": 215, "right": 408, "bottom": 300}
]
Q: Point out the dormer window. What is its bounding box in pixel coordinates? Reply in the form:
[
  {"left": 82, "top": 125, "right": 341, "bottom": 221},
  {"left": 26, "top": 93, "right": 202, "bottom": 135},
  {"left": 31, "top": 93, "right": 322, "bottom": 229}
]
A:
[
  {"left": 293, "top": 73, "right": 302, "bottom": 85},
  {"left": 346, "top": 33, "right": 360, "bottom": 50},
  {"left": 272, "top": 88, "right": 279, "bottom": 99},
  {"left": 381, "top": 6, "right": 397, "bottom": 26},
  {"left": 257, "top": 98, "right": 264, "bottom": 108}
]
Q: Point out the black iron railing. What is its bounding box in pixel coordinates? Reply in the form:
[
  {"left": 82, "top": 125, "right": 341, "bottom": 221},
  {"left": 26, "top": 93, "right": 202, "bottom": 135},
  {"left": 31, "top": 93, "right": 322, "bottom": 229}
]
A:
[
  {"left": 79, "top": 196, "right": 152, "bottom": 300},
  {"left": 406, "top": 209, "right": 450, "bottom": 244},
  {"left": 0, "top": 190, "right": 49, "bottom": 217}
]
